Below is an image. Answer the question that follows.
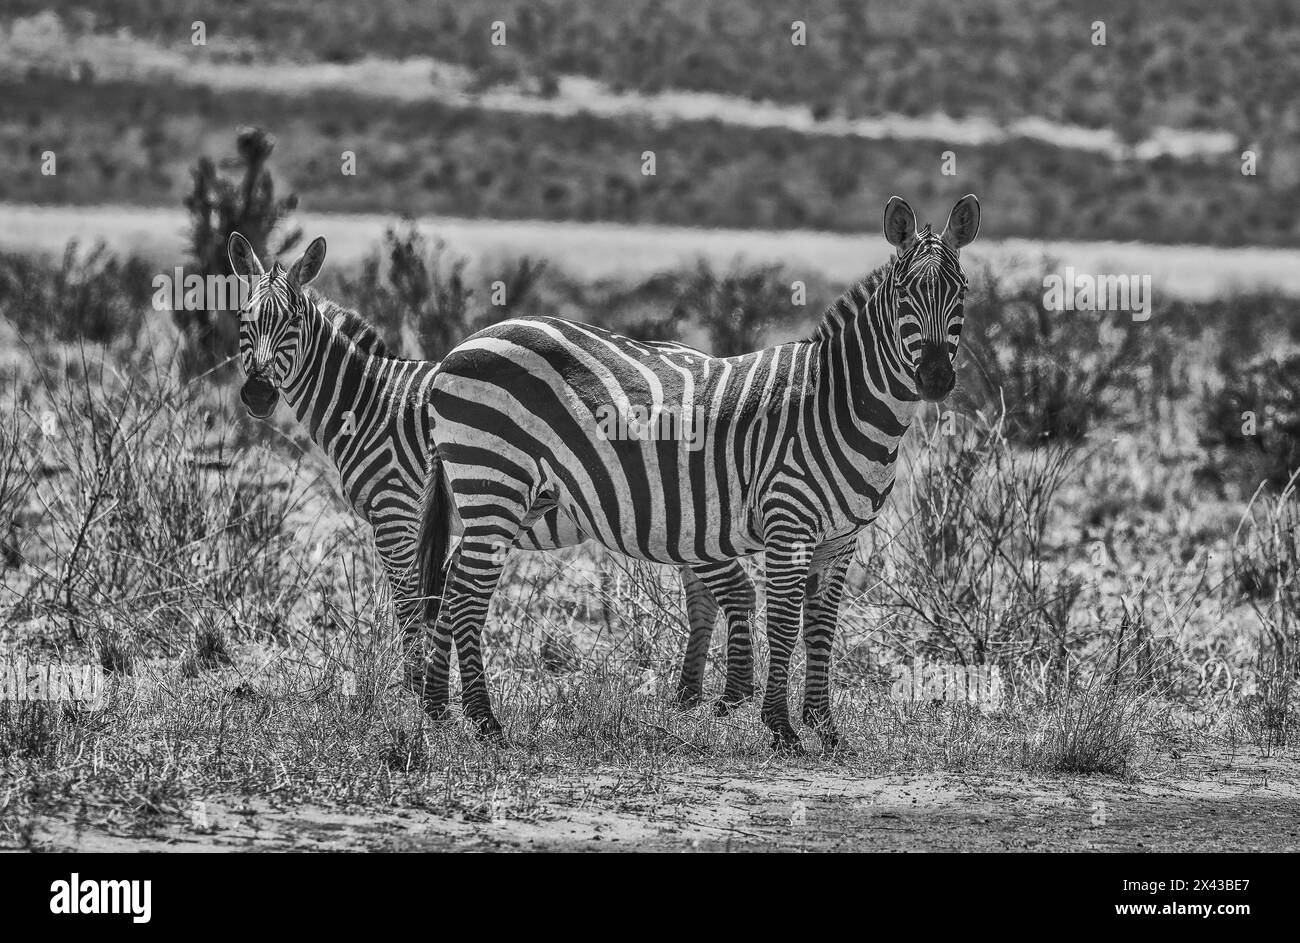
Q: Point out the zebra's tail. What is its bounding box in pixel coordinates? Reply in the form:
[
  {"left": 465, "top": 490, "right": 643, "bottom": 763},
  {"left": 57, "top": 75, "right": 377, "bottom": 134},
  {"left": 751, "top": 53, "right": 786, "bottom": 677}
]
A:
[{"left": 417, "top": 446, "right": 454, "bottom": 624}]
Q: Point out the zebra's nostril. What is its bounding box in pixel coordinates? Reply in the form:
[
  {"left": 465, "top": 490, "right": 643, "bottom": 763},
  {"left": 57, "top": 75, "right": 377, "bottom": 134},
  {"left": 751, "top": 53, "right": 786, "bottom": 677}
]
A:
[
  {"left": 240, "top": 375, "right": 279, "bottom": 418},
  {"left": 917, "top": 347, "right": 950, "bottom": 378},
  {"left": 915, "top": 347, "right": 955, "bottom": 401}
]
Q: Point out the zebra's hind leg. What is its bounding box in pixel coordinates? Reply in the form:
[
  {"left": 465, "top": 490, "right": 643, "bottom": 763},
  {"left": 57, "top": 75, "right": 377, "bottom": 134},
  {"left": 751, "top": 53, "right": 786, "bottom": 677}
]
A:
[
  {"left": 390, "top": 573, "right": 455, "bottom": 723},
  {"left": 674, "top": 567, "right": 718, "bottom": 708},
  {"left": 415, "top": 621, "right": 455, "bottom": 724},
  {"left": 399, "top": 632, "right": 454, "bottom": 722},
  {"left": 801, "top": 550, "right": 854, "bottom": 754},
  {"left": 437, "top": 520, "right": 523, "bottom": 741},
  {"left": 675, "top": 561, "right": 757, "bottom": 713},
  {"left": 696, "top": 561, "right": 757, "bottom": 715},
  {"left": 760, "top": 538, "right": 812, "bottom": 751}
]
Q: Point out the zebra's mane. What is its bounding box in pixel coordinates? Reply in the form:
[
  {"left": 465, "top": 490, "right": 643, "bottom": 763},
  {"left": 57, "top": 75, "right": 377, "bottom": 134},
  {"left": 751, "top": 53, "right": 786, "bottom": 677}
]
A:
[
  {"left": 808, "top": 258, "right": 894, "bottom": 342},
  {"left": 309, "top": 291, "right": 392, "bottom": 358}
]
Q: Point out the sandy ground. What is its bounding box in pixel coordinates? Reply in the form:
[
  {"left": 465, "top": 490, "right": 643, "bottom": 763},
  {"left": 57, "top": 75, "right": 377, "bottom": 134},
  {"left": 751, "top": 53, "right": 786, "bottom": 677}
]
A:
[{"left": 20, "top": 751, "right": 1300, "bottom": 853}]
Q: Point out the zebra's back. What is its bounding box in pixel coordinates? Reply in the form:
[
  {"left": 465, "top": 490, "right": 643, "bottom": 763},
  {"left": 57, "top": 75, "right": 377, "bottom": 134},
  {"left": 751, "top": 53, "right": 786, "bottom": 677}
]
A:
[{"left": 431, "top": 316, "right": 823, "bottom": 564}]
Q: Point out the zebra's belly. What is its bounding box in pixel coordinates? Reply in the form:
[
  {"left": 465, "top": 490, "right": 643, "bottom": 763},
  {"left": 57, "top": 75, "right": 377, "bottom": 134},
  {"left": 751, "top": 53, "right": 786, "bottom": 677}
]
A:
[
  {"left": 514, "top": 499, "right": 764, "bottom": 564},
  {"left": 530, "top": 468, "right": 759, "bottom": 561}
]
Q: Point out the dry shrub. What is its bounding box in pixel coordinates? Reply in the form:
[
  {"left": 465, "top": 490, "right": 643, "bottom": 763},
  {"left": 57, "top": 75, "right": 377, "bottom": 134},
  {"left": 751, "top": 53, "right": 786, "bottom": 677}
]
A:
[
  {"left": 1231, "top": 475, "right": 1300, "bottom": 750},
  {"left": 874, "top": 412, "right": 1081, "bottom": 675}
]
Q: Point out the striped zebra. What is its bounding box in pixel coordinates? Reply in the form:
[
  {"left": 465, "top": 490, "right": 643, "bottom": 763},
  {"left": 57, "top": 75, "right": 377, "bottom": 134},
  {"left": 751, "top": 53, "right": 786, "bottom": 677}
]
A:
[
  {"left": 418, "top": 195, "right": 981, "bottom": 750},
  {"left": 224, "top": 233, "right": 758, "bottom": 713}
]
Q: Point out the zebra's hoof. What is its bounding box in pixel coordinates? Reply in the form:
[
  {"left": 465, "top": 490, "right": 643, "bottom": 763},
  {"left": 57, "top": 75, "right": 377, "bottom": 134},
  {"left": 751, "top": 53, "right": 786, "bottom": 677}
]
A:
[
  {"left": 424, "top": 703, "right": 456, "bottom": 725},
  {"left": 816, "top": 730, "right": 851, "bottom": 756},
  {"left": 801, "top": 711, "right": 847, "bottom": 755},
  {"left": 769, "top": 733, "right": 803, "bottom": 753},
  {"left": 469, "top": 714, "right": 505, "bottom": 743},
  {"left": 713, "top": 689, "right": 755, "bottom": 717},
  {"left": 674, "top": 687, "right": 703, "bottom": 710},
  {"left": 765, "top": 723, "right": 803, "bottom": 753}
]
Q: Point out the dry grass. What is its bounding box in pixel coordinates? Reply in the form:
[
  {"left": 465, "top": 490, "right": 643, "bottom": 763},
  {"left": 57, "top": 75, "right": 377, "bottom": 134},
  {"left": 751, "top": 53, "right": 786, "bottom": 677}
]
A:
[{"left": 1, "top": 274, "right": 1297, "bottom": 848}]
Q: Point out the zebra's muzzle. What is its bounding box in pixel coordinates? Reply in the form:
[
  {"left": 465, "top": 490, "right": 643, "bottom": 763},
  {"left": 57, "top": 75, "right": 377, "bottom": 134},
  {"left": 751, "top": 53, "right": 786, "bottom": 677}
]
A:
[
  {"left": 915, "top": 343, "right": 955, "bottom": 402},
  {"left": 240, "top": 375, "right": 279, "bottom": 418}
]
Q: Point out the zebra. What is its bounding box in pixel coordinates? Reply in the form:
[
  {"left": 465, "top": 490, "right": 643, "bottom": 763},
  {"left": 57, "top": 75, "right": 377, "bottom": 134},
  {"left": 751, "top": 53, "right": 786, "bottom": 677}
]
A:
[
  {"left": 223, "top": 232, "right": 759, "bottom": 714},
  {"left": 418, "top": 195, "right": 981, "bottom": 750}
]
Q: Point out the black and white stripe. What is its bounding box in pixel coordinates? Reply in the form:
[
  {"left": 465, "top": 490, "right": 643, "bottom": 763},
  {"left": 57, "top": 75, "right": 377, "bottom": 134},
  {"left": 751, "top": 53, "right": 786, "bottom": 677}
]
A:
[{"left": 419, "top": 195, "right": 981, "bottom": 749}]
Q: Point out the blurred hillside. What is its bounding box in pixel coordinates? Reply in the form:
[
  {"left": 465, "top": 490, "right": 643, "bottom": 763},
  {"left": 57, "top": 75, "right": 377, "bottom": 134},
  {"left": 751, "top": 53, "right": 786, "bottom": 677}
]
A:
[
  {"left": 8, "top": 0, "right": 1299, "bottom": 136},
  {"left": 1, "top": 3, "right": 1298, "bottom": 244}
]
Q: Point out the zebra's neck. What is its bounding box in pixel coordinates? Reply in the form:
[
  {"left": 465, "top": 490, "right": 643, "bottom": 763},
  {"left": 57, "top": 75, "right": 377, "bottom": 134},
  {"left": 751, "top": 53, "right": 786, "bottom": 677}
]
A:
[
  {"left": 280, "top": 301, "right": 433, "bottom": 507},
  {"left": 813, "top": 277, "right": 920, "bottom": 437}
]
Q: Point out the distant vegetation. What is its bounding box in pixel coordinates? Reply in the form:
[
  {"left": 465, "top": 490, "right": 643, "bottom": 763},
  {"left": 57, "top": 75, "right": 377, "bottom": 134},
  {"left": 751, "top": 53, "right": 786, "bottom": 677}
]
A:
[
  {"left": 1201, "top": 352, "right": 1300, "bottom": 491},
  {"left": 4, "top": 2, "right": 1300, "bottom": 245},
  {"left": 0, "top": 240, "right": 153, "bottom": 344},
  {"left": 337, "top": 223, "right": 547, "bottom": 359},
  {"left": 8, "top": 0, "right": 1300, "bottom": 140},
  {"left": 1, "top": 76, "right": 1292, "bottom": 246}
]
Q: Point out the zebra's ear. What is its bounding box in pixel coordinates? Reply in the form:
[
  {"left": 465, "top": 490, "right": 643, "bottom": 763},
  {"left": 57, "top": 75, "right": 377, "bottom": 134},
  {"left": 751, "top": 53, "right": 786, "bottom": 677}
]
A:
[
  {"left": 942, "top": 194, "right": 980, "bottom": 249},
  {"left": 289, "top": 236, "right": 327, "bottom": 288},
  {"left": 227, "top": 232, "right": 264, "bottom": 282},
  {"left": 883, "top": 196, "right": 918, "bottom": 252}
]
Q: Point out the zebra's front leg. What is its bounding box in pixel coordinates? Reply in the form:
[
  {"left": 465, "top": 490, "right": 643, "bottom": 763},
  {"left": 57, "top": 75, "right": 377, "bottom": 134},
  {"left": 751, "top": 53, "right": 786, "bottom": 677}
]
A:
[
  {"left": 801, "top": 549, "right": 854, "bottom": 753},
  {"left": 760, "top": 540, "right": 812, "bottom": 750}
]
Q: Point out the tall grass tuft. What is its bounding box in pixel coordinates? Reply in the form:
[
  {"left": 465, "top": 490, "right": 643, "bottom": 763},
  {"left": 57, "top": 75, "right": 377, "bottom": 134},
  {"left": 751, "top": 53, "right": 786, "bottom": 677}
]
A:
[
  {"left": 1232, "top": 474, "right": 1300, "bottom": 750},
  {"left": 1022, "top": 660, "right": 1156, "bottom": 775}
]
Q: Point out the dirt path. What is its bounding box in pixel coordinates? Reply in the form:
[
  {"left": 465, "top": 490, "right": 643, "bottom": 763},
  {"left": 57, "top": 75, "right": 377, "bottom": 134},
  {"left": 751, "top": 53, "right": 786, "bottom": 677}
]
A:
[{"left": 21, "top": 757, "right": 1300, "bottom": 852}]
